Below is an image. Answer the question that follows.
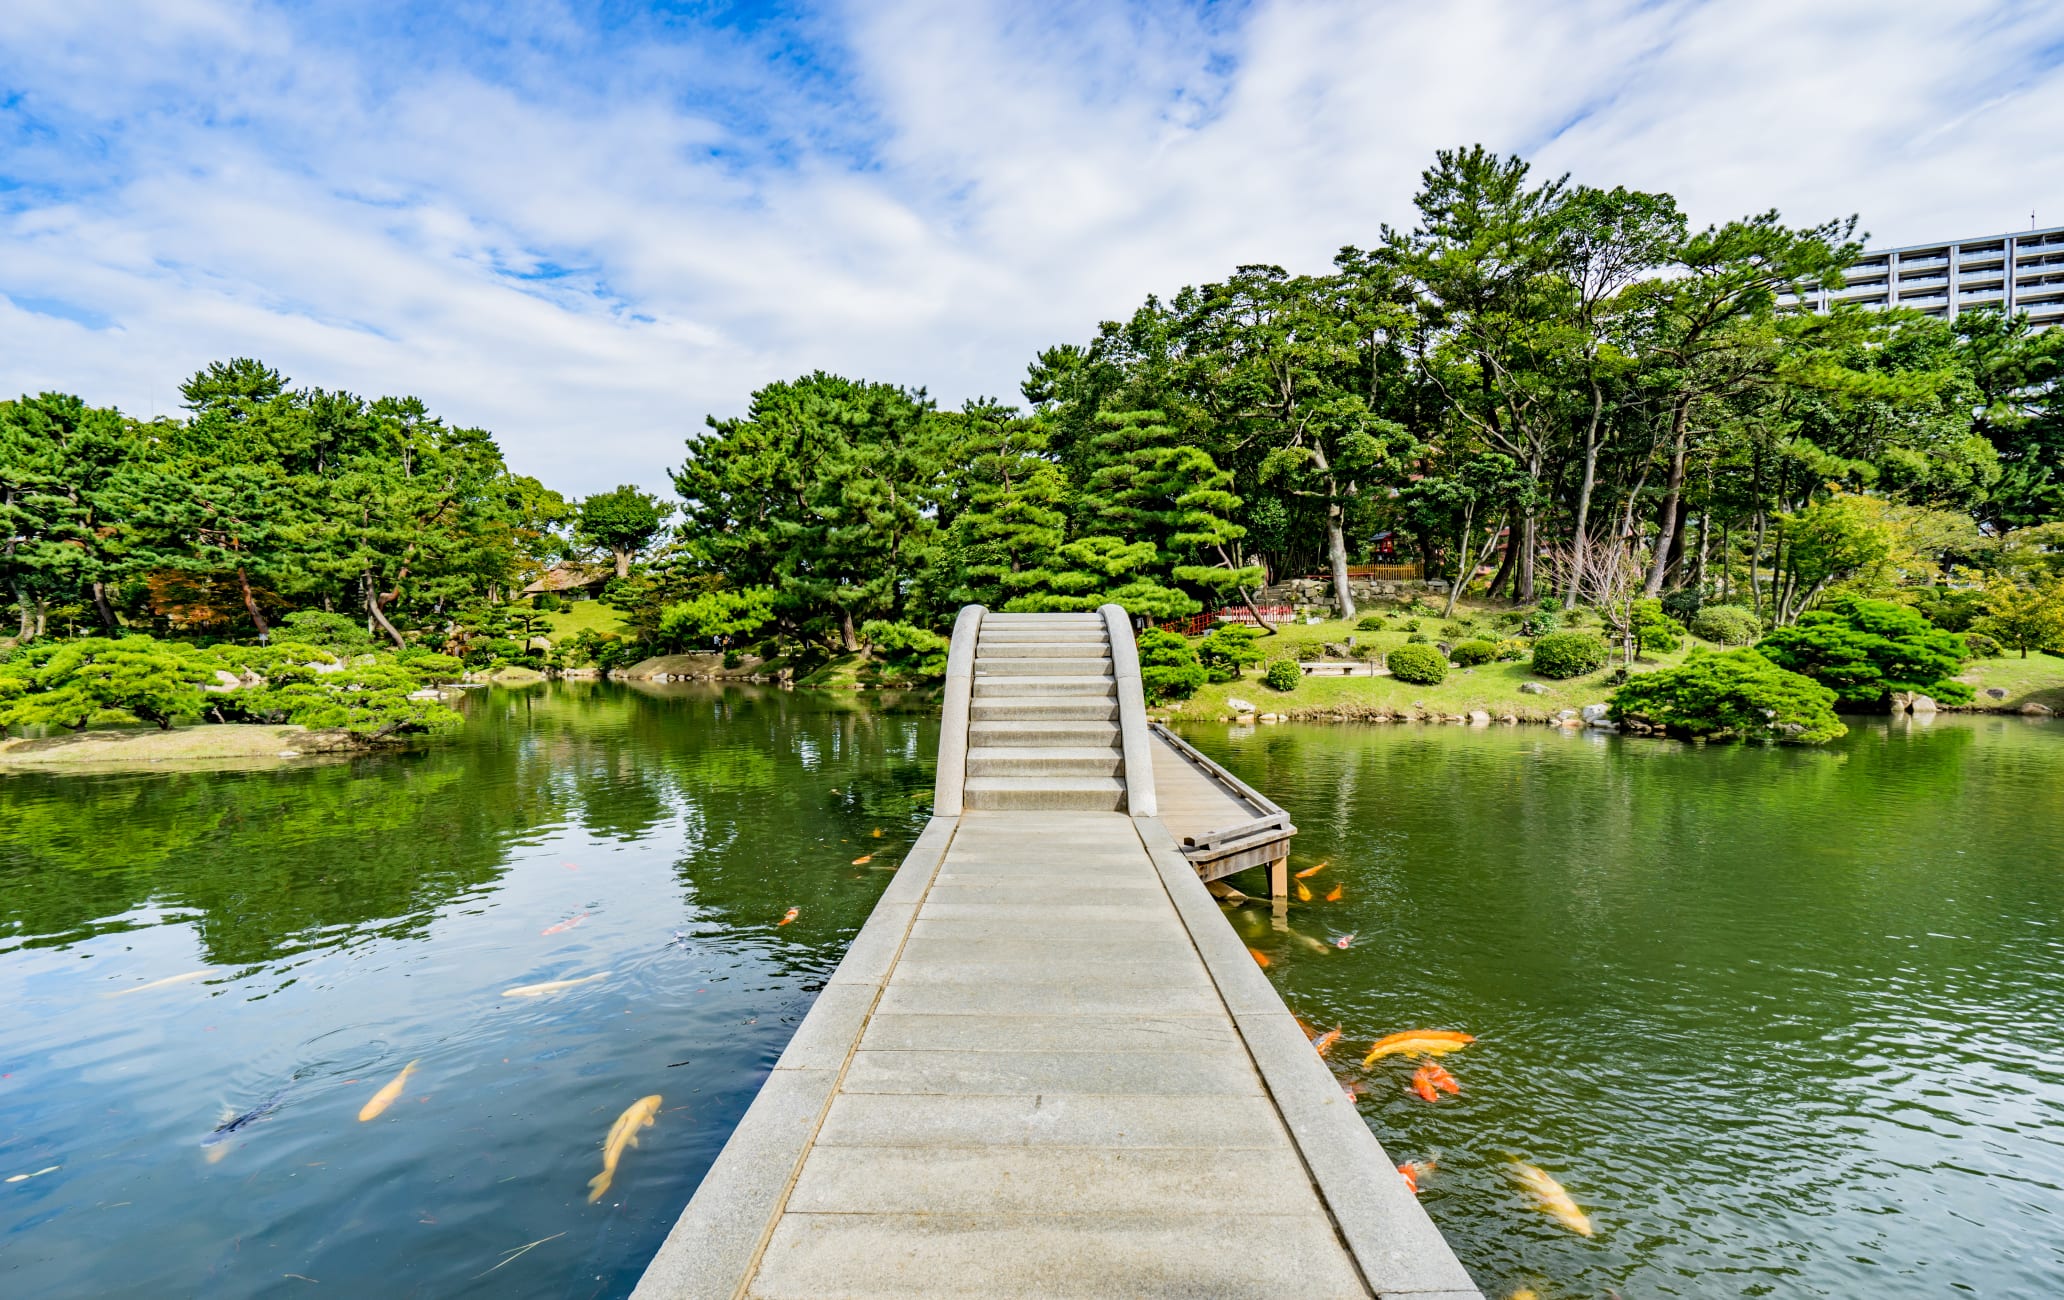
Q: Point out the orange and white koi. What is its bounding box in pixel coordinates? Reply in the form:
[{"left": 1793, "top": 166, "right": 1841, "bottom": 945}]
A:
[
  {"left": 1508, "top": 1160, "right": 1594, "bottom": 1237},
  {"left": 586, "top": 1094, "right": 662, "bottom": 1203},
  {"left": 1421, "top": 1062, "right": 1459, "bottom": 1094},
  {"left": 503, "top": 972, "right": 610, "bottom": 998},
  {"left": 1311, "top": 1027, "right": 1342, "bottom": 1058},
  {"left": 778, "top": 907, "right": 799, "bottom": 926},
  {"left": 1397, "top": 1158, "right": 1437, "bottom": 1194},
  {"left": 1409, "top": 1065, "right": 1442, "bottom": 1103},
  {"left": 851, "top": 854, "right": 874, "bottom": 865},
  {"left": 357, "top": 1060, "right": 419, "bottom": 1122},
  {"left": 1333, "top": 932, "right": 1356, "bottom": 949},
  {"left": 541, "top": 912, "right": 588, "bottom": 936},
  {"left": 1362, "top": 1030, "right": 1474, "bottom": 1067}
]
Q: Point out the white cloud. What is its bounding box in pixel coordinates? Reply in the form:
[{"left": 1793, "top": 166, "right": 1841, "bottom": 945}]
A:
[{"left": 2, "top": 0, "right": 2061, "bottom": 495}]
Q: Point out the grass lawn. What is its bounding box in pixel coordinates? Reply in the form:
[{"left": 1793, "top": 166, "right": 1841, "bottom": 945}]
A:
[
  {"left": 538, "top": 600, "right": 628, "bottom": 641},
  {"left": 1955, "top": 654, "right": 2064, "bottom": 711}
]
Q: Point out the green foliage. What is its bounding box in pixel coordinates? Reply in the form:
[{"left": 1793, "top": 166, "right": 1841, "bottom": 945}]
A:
[
  {"left": 1690, "top": 604, "right": 1762, "bottom": 646},
  {"left": 1263, "top": 658, "right": 1301, "bottom": 692},
  {"left": 1632, "top": 598, "right": 1684, "bottom": 655},
  {"left": 576, "top": 485, "right": 672, "bottom": 578},
  {"left": 1531, "top": 631, "right": 1609, "bottom": 679},
  {"left": 1493, "top": 637, "right": 1529, "bottom": 661},
  {"left": 1660, "top": 588, "right": 1703, "bottom": 624},
  {"left": 1906, "top": 585, "right": 1985, "bottom": 632},
  {"left": 655, "top": 587, "right": 778, "bottom": 652},
  {"left": 1136, "top": 628, "right": 1205, "bottom": 702},
  {"left": 275, "top": 610, "right": 374, "bottom": 653},
  {"left": 1962, "top": 631, "right": 2002, "bottom": 659},
  {"left": 1354, "top": 614, "right": 1387, "bottom": 631},
  {"left": 534, "top": 592, "right": 562, "bottom": 613},
  {"left": 1611, "top": 649, "right": 1846, "bottom": 744},
  {"left": 1449, "top": 638, "right": 1498, "bottom": 667},
  {"left": 1386, "top": 642, "right": 1448, "bottom": 685},
  {"left": 1519, "top": 607, "right": 1562, "bottom": 637},
  {"left": 1974, "top": 575, "right": 2064, "bottom": 658},
  {"left": 0, "top": 637, "right": 210, "bottom": 731},
  {"left": 1756, "top": 595, "right": 1974, "bottom": 708},
  {"left": 860, "top": 620, "right": 950, "bottom": 682},
  {"left": 1197, "top": 624, "right": 1263, "bottom": 681}
]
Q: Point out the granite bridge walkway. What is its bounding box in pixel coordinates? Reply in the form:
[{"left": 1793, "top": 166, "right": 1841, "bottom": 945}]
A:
[{"left": 634, "top": 607, "right": 1481, "bottom": 1299}]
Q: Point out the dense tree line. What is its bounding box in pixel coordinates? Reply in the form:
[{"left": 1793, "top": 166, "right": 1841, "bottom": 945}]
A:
[{"left": 670, "top": 146, "right": 2064, "bottom": 655}]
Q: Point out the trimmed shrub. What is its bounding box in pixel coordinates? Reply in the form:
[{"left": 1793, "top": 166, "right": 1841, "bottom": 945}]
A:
[
  {"left": 1493, "top": 638, "right": 1530, "bottom": 662},
  {"left": 1961, "top": 630, "right": 2002, "bottom": 659},
  {"left": 1632, "top": 598, "right": 1684, "bottom": 655},
  {"left": 1263, "top": 659, "right": 1300, "bottom": 692},
  {"left": 534, "top": 592, "right": 562, "bottom": 613},
  {"left": 1756, "top": 595, "right": 1973, "bottom": 709},
  {"left": 1611, "top": 649, "right": 1845, "bottom": 744},
  {"left": 1387, "top": 642, "right": 1448, "bottom": 685},
  {"left": 1137, "top": 629, "right": 1206, "bottom": 702},
  {"left": 1519, "top": 604, "right": 1561, "bottom": 637},
  {"left": 1449, "top": 639, "right": 1498, "bottom": 667},
  {"left": 1908, "top": 585, "right": 1985, "bottom": 633},
  {"left": 861, "top": 620, "right": 950, "bottom": 682},
  {"left": 1660, "top": 587, "right": 1703, "bottom": 624},
  {"left": 1355, "top": 615, "right": 1387, "bottom": 631},
  {"left": 1690, "top": 604, "right": 1761, "bottom": 646},
  {"left": 1531, "top": 631, "right": 1609, "bottom": 679},
  {"left": 276, "top": 610, "right": 373, "bottom": 653},
  {"left": 1198, "top": 624, "right": 1263, "bottom": 681},
  {"left": 1406, "top": 631, "right": 1429, "bottom": 644}
]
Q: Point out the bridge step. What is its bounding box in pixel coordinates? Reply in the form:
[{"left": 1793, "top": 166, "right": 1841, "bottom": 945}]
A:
[
  {"left": 966, "top": 746, "right": 1126, "bottom": 777},
  {"left": 980, "top": 612, "right": 1104, "bottom": 622},
  {"left": 970, "top": 675, "right": 1115, "bottom": 697},
  {"left": 973, "top": 656, "right": 1114, "bottom": 676},
  {"left": 962, "top": 775, "right": 1127, "bottom": 811},
  {"left": 969, "top": 698, "right": 1121, "bottom": 722},
  {"left": 968, "top": 720, "right": 1122, "bottom": 748},
  {"left": 974, "top": 636, "right": 1109, "bottom": 653}
]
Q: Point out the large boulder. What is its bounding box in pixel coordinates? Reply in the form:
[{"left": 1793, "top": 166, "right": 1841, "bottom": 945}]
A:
[
  {"left": 1580, "top": 703, "right": 1610, "bottom": 723},
  {"left": 1518, "top": 682, "right": 1548, "bottom": 696},
  {"left": 2021, "top": 702, "right": 2055, "bottom": 716},
  {"left": 1227, "top": 697, "right": 1256, "bottom": 715},
  {"left": 1908, "top": 694, "right": 1938, "bottom": 715}
]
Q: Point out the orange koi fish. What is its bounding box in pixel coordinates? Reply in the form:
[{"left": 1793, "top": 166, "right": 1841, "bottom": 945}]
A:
[
  {"left": 851, "top": 854, "right": 874, "bottom": 865},
  {"left": 778, "top": 907, "right": 800, "bottom": 926},
  {"left": 1362, "top": 1030, "right": 1474, "bottom": 1067},
  {"left": 870, "top": 828, "right": 883, "bottom": 838},
  {"left": 1295, "top": 881, "right": 1312, "bottom": 901},
  {"left": 1324, "top": 882, "right": 1343, "bottom": 902},
  {"left": 1294, "top": 862, "right": 1327, "bottom": 879},
  {"left": 1293, "top": 1015, "right": 1316, "bottom": 1040},
  {"left": 1340, "top": 1080, "right": 1363, "bottom": 1101},
  {"left": 541, "top": 912, "right": 588, "bottom": 936},
  {"left": 1423, "top": 1062, "right": 1459, "bottom": 1094},
  {"left": 1409, "top": 1065, "right": 1443, "bottom": 1103},
  {"left": 1397, "top": 1158, "right": 1437, "bottom": 1194},
  {"left": 1311, "top": 1027, "right": 1342, "bottom": 1058},
  {"left": 1247, "top": 947, "right": 1270, "bottom": 969}
]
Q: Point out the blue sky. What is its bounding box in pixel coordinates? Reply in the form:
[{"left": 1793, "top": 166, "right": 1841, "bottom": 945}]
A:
[{"left": 4, "top": 0, "right": 2063, "bottom": 494}]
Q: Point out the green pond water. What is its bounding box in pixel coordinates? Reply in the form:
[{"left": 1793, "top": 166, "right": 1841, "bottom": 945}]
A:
[
  {"left": 1182, "top": 712, "right": 2064, "bottom": 1298},
  {"left": 0, "top": 686, "right": 2058, "bottom": 1297}
]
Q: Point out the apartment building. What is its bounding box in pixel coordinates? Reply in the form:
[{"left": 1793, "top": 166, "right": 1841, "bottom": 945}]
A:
[{"left": 1781, "top": 223, "right": 2064, "bottom": 328}]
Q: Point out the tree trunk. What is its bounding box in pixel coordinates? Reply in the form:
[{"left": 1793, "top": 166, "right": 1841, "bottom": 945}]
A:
[
  {"left": 1324, "top": 506, "right": 1356, "bottom": 621},
  {"left": 1486, "top": 515, "right": 1519, "bottom": 602},
  {"left": 236, "top": 565, "right": 271, "bottom": 642},
  {"left": 1749, "top": 510, "right": 1767, "bottom": 616},
  {"left": 364, "top": 571, "right": 407, "bottom": 649},
  {"left": 613, "top": 549, "right": 631, "bottom": 580},
  {"left": 90, "top": 581, "right": 120, "bottom": 635},
  {"left": 14, "top": 584, "right": 35, "bottom": 642},
  {"left": 839, "top": 608, "right": 860, "bottom": 653},
  {"left": 1644, "top": 398, "right": 1693, "bottom": 596},
  {"left": 1662, "top": 506, "right": 1690, "bottom": 590},
  {"left": 1566, "top": 383, "right": 1605, "bottom": 609}
]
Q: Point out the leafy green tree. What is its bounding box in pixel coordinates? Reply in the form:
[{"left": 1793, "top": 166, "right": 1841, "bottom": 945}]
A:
[
  {"left": 654, "top": 587, "right": 777, "bottom": 651},
  {"left": 1755, "top": 594, "right": 1972, "bottom": 708},
  {"left": 1611, "top": 648, "right": 1844, "bottom": 743},
  {"left": 0, "top": 637, "right": 210, "bottom": 730},
  {"left": 0, "top": 394, "right": 138, "bottom": 638},
  {"left": 1197, "top": 624, "right": 1263, "bottom": 681},
  {"left": 940, "top": 400, "right": 1070, "bottom": 608},
  {"left": 1001, "top": 536, "right": 1198, "bottom": 618},
  {"left": 860, "top": 620, "right": 951, "bottom": 681},
  {"left": 1975, "top": 575, "right": 2064, "bottom": 658},
  {"left": 577, "top": 484, "right": 672, "bottom": 579},
  {"left": 1632, "top": 598, "right": 1684, "bottom": 656}
]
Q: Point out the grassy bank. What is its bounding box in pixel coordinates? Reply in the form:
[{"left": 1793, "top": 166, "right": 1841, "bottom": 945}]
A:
[
  {"left": 0, "top": 724, "right": 356, "bottom": 769},
  {"left": 1150, "top": 609, "right": 2064, "bottom": 723}
]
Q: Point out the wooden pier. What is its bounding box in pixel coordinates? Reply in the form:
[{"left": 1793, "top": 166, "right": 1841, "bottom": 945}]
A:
[{"left": 633, "top": 607, "right": 1481, "bottom": 1299}]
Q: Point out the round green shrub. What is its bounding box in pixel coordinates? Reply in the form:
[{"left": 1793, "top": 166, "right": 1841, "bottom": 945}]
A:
[
  {"left": 1531, "top": 631, "right": 1609, "bottom": 679},
  {"left": 1198, "top": 624, "right": 1263, "bottom": 681},
  {"left": 1354, "top": 615, "right": 1387, "bottom": 632},
  {"left": 1632, "top": 598, "right": 1684, "bottom": 655},
  {"left": 1961, "top": 630, "right": 2001, "bottom": 659},
  {"left": 1137, "top": 628, "right": 1206, "bottom": 702},
  {"left": 1449, "top": 638, "right": 1498, "bottom": 667},
  {"left": 1263, "top": 659, "right": 1300, "bottom": 692},
  {"left": 534, "top": 592, "right": 562, "bottom": 613},
  {"left": 1387, "top": 642, "right": 1448, "bottom": 685},
  {"left": 1690, "top": 604, "right": 1761, "bottom": 646},
  {"left": 1611, "top": 648, "right": 1845, "bottom": 744}
]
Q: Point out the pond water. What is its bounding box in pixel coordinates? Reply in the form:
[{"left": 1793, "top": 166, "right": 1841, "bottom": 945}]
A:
[
  {"left": 1183, "top": 713, "right": 2064, "bottom": 1298},
  {"left": 0, "top": 684, "right": 934, "bottom": 1299},
  {"left": 2, "top": 687, "right": 2059, "bottom": 1298}
]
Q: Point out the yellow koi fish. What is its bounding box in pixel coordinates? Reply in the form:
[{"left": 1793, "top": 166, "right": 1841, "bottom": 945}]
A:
[
  {"left": 357, "top": 1060, "right": 419, "bottom": 1122},
  {"left": 106, "top": 970, "right": 210, "bottom": 997},
  {"left": 1295, "top": 881, "right": 1312, "bottom": 901},
  {"left": 586, "top": 1094, "right": 662, "bottom": 1203},
  {"left": 1294, "top": 862, "right": 1327, "bottom": 879},
  {"left": 1508, "top": 1160, "right": 1594, "bottom": 1237},
  {"left": 1361, "top": 1030, "right": 1474, "bottom": 1067},
  {"left": 503, "top": 972, "right": 610, "bottom": 998}
]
